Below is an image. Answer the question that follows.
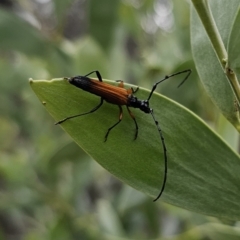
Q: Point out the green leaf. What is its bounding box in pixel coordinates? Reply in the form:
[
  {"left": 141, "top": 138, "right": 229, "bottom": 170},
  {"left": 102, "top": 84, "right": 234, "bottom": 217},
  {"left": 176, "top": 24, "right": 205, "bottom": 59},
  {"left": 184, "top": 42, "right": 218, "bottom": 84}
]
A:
[
  {"left": 88, "top": 0, "right": 120, "bottom": 50},
  {"left": 52, "top": 0, "right": 72, "bottom": 27},
  {"left": 228, "top": 6, "right": 240, "bottom": 81},
  {"left": 191, "top": 0, "right": 240, "bottom": 127},
  {"left": 0, "top": 9, "right": 50, "bottom": 57},
  {"left": 166, "top": 223, "right": 240, "bottom": 240},
  {"left": 30, "top": 78, "right": 240, "bottom": 220}
]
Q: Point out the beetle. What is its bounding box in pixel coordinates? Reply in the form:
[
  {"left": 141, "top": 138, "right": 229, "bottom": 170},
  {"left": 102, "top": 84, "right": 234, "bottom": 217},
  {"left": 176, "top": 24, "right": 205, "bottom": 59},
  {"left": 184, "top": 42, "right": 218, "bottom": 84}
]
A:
[{"left": 55, "top": 69, "right": 191, "bottom": 201}]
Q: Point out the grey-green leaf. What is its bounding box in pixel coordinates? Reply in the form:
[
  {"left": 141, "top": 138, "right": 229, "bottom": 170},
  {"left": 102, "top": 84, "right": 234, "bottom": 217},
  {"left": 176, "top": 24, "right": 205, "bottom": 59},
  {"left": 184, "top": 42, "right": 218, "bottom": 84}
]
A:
[
  {"left": 191, "top": 0, "right": 240, "bottom": 128},
  {"left": 30, "top": 78, "right": 240, "bottom": 220},
  {"left": 228, "top": 6, "right": 240, "bottom": 81}
]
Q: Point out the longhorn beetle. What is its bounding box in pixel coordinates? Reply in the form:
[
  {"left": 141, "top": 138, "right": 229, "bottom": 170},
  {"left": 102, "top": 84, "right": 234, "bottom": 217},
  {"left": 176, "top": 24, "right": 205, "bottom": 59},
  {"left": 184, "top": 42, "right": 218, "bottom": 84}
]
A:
[{"left": 55, "top": 69, "right": 191, "bottom": 201}]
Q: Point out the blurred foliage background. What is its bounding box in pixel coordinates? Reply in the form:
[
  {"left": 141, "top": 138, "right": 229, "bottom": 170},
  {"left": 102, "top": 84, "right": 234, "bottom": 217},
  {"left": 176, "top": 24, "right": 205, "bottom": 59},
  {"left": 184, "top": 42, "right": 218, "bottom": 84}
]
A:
[{"left": 0, "top": 0, "right": 239, "bottom": 239}]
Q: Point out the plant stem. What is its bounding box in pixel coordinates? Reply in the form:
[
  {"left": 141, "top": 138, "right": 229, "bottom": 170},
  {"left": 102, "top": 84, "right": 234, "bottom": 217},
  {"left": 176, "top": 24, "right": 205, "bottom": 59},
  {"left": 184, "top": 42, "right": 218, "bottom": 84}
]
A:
[{"left": 191, "top": 0, "right": 240, "bottom": 109}]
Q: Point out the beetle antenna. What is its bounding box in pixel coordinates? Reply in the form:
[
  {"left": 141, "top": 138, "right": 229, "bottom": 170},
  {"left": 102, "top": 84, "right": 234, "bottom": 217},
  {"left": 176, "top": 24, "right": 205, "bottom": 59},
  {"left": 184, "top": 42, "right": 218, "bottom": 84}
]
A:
[
  {"left": 148, "top": 69, "right": 191, "bottom": 201},
  {"left": 150, "top": 109, "right": 167, "bottom": 202},
  {"left": 147, "top": 69, "right": 192, "bottom": 101}
]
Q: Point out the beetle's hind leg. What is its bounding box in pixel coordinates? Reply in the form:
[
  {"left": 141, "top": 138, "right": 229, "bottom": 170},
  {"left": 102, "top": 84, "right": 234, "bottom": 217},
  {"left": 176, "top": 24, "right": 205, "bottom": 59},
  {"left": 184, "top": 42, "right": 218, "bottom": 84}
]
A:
[
  {"left": 116, "top": 80, "right": 139, "bottom": 94},
  {"left": 127, "top": 106, "right": 138, "bottom": 140},
  {"left": 55, "top": 98, "right": 103, "bottom": 125},
  {"left": 104, "top": 105, "right": 123, "bottom": 142}
]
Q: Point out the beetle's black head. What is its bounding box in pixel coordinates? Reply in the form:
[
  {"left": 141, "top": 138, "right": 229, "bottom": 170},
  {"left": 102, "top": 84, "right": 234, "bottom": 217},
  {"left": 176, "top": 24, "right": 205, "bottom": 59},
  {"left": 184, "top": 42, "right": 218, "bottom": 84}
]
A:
[
  {"left": 139, "top": 100, "right": 151, "bottom": 113},
  {"left": 129, "top": 96, "right": 151, "bottom": 114}
]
